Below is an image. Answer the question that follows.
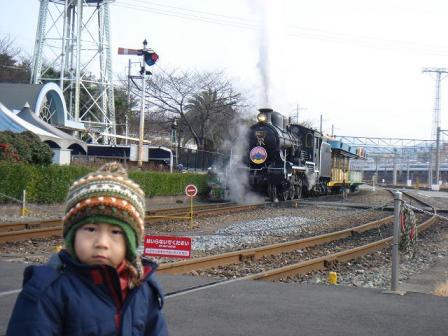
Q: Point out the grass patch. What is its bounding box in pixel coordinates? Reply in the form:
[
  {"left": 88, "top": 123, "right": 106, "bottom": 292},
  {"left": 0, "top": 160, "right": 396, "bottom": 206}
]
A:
[{"left": 434, "top": 281, "right": 448, "bottom": 297}]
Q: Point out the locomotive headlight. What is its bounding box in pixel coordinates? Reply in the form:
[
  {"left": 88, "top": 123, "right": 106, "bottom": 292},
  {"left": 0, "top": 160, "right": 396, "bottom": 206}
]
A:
[{"left": 257, "top": 113, "right": 267, "bottom": 123}]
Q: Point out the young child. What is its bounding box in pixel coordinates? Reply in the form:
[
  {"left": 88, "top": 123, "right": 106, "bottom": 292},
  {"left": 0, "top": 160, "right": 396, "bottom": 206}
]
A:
[{"left": 7, "top": 162, "right": 168, "bottom": 336}]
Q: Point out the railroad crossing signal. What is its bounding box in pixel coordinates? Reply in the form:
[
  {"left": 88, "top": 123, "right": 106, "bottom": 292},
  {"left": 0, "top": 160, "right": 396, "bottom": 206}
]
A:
[
  {"left": 117, "top": 39, "right": 158, "bottom": 168},
  {"left": 185, "top": 184, "right": 198, "bottom": 197},
  {"left": 117, "top": 47, "right": 159, "bottom": 66}
]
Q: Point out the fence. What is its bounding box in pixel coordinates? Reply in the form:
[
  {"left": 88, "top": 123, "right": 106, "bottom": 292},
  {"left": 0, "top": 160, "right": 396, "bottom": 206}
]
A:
[
  {"left": 176, "top": 147, "right": 227, "bottom": 172},
  {"left": 71, "top": 147, "right": 228, "bottom": 173}
]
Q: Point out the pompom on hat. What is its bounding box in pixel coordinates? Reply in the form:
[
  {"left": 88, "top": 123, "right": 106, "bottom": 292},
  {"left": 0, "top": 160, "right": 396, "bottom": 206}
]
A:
[{"left": 63, "top": 162, "right": 145, "bottom": 268}]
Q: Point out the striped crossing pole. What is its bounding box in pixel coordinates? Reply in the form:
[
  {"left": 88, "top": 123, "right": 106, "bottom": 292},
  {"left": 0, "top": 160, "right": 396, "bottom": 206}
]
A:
[{"left": 391, "top": 191, "right": 402, "bottom": 292}]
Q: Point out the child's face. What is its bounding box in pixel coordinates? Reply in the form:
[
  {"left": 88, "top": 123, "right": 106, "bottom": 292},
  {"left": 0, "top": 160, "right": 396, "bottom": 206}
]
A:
[{"left": 74, "top": 223, "right": 126, "bottom": 268}]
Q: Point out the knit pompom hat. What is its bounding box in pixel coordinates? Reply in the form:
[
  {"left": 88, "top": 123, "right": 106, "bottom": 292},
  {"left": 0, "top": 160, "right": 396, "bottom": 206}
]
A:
[{"left": 63, "top": 162, "right": 145, "bottom": 275}]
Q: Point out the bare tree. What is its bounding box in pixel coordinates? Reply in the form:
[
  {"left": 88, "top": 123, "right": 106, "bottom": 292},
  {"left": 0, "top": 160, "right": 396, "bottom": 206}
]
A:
[
  {"left": 0, "top": 35, "right": 31, "bottom": 83},
  {"left": 185, "top": 88, "right": 240, "bottom": 151},
  {"left": 132, "top": 69, "right": 245, "bottom": 150}
]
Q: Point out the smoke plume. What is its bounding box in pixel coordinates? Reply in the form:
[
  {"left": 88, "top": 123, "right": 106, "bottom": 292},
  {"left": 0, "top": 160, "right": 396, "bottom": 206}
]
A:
[
  {"left": 251, "top": 0, "right": 287, "bottom": 112},
  {"left": 218, "top": 123, "right": 265, "bottom": 204}
]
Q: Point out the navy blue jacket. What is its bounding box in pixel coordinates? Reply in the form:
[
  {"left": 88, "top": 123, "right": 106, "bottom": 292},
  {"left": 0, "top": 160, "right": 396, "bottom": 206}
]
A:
[{"left": 6, "top": 251, "right": 168, "bottom": 336}]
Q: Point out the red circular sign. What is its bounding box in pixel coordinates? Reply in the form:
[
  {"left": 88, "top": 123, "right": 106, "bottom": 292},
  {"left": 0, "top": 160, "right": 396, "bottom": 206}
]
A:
[{"left": 185, "top": 184, "right": 198, "bottom": 197}]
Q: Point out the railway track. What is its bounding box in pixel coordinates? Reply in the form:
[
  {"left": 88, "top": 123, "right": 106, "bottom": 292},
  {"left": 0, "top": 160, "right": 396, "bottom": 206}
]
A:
[
  {"left": 158, "top": 215, "right": 394, "bottom": 274},
  {"left": 159, "top": 190, "right": 437, "bottom": 284},
  {"left": 0, "top": 202, "right": 262, "bottom": 243}
]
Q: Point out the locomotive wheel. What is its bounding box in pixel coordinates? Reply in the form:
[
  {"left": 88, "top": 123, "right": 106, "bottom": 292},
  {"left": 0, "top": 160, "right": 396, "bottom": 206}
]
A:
[
  {"left": 278, "top": 187, "right": 288, "bottom": 201},
  {"left": 287, "top": 184, "right": 295, "bottom": 200},
  {"left": 294, "top": 179, "right": 303, "bottom": 199},
  {"left": 268, "top": 184, "right": 277, "bottom": 202}
]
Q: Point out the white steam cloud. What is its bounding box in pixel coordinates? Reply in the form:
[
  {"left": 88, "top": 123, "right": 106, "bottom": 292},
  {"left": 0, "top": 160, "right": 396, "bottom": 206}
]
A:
[
  {"left": 251, "top": 0, "right": 287, "bottom": 112},
  {"left": 216, "top": 124, "right": 265, "bottom": 204}
]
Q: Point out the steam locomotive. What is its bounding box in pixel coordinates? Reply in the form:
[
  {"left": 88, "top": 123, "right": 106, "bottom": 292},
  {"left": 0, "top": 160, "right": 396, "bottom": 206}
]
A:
[{"left": 246, "top": 108, "right": 364, "bottom": 201}]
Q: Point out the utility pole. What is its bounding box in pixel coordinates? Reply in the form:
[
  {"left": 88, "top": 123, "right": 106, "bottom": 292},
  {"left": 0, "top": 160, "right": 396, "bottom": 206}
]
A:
[
  {"left": 126, "top": 59, "right": 131, "bottom": 145},
  {"left": 423, "top": 68, "right": 447, "bottom": 188},
  {"left": 320, "top": 114, "right": 323, "bottom": 134},
  {"left": 291, "top": 104, "right": 307, "bottom": 123},
  {"left": 423, "top": 68, "right": 448, "bottom": 140},
  {"left": 393, "top": 149, "right": 397, "bottom": 185},
  {"left": 428, "top": 147, "right": 433, "bottom": 188},
  {"left": 435, "top": 126, "right": 440, "bottom": 187},
  {"left": 406, "top": 154, "right": 410, "bottom": 186},
  {"left": 138, "top": 39, "right": 147, "bottom": 169}
]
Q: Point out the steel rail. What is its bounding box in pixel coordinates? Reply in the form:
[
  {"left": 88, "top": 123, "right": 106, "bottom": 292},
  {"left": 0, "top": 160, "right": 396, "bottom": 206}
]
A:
[
  {"left": 0, "top": 203, "right": 265, "bottom": 243},
  {"left": 0, "top": 226, "right": 63, "bottom": 243},
  {"left": 146, "top": 204, "right": 263, "bottom": 223},
  {"left": 247, "top": 214, "right": 437, "bottom": 281},
  {"left": 159, "top": 190, "right": 436, "bottom": 276},
  {"left": 0, "top": 203, "right": 238, "bottom": 233},
  {"left": 246, "top": 190, "right": 437, "bottom": 281},
  {"left": 146, "top": 202, "right": 236, "bottom": 215},
  {"left": 157, "top": 215, "right": 394, "bottom": 274}
]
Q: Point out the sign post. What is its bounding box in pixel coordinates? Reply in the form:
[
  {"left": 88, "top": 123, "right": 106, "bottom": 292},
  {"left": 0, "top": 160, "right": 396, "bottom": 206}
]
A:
[
  {"left": 185, "top": 184, "right": 198, "bottom": 229},
  {"left": 118, "top": 41, "right": 159, "bottom": 168}
]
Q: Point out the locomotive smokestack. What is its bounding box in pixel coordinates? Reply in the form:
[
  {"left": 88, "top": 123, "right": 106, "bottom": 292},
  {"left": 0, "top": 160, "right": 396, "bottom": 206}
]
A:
[{"left": 257, "top": 108, "right": 273, "bottom": 124}]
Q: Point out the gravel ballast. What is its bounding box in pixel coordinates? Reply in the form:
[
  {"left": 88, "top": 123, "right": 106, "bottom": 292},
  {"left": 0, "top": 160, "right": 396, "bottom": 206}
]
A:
[{"left": 1, "top": 186, "right": 447, "bottom": 293}]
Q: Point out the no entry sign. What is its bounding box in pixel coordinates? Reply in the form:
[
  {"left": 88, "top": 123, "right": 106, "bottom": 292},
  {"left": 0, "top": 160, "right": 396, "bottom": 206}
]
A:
[
  {"left": 144, "top": 235, "right": 192, "bottom": 258},
  {"left": 185, "top": 184, "right": 198, "bottom": 197}
]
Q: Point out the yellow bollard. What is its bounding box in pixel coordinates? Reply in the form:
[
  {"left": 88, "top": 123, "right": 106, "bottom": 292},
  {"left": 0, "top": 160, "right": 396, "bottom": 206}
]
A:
[{"left": 328, "top": 271, "right": 338, "bottom": 285}]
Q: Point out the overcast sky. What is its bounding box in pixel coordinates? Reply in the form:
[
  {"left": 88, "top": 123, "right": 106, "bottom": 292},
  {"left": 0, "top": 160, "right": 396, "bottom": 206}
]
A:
[{"left": 2, "top": 0, "right": 448, "bottom": 140}]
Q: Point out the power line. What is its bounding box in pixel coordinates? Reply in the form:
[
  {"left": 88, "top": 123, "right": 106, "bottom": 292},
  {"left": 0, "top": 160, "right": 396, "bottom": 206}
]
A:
[
  {"left": 123, "top": 0, "right": 252, "bottom": 23},
  {"left": 113, "top": 1, "right": 448, "bottom": 56}
]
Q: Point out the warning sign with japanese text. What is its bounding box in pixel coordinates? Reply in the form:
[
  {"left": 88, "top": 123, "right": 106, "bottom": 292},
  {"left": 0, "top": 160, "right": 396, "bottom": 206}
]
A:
[{"left": 144, "top": 235, "right": 192, "bottom": 258}]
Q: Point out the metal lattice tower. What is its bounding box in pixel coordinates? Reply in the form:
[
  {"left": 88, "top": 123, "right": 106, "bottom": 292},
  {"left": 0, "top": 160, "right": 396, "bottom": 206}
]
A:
[
  {"left": 31, "top": 0, "right": 116, "bottom": 144},
  {"left": 422, "top": 68, "right": 448, "bottom": 140}
]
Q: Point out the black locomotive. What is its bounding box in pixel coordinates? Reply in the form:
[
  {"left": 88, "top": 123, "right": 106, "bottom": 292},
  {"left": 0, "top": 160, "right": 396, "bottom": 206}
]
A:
[{"left": 246, "top": 108, "right": 333, "bottom": 201}]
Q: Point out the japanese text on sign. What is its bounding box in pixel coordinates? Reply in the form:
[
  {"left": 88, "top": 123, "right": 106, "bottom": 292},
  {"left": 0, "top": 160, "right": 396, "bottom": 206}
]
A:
[{"left": 144, "top": 235, "right": 192, "bottom": 259}]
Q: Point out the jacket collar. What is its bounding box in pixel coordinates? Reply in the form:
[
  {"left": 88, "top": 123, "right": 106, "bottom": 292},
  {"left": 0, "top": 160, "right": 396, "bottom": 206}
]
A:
[{"left": 58, "top": 250, "right": 158, "bottom": 282}]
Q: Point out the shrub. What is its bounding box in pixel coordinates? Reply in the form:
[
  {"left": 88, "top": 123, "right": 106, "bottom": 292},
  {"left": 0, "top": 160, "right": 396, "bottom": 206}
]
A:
[
  {"left": 0, "top": 131, "right": 53, "bottom": 164},
  {"left": 0, "top": 163, "right": 207, "bottom": 204},
  {"left": 129, "top": 171, "right": 208, "bottom": 197},
  {"left": 21, "top": 131, "right": 53, "bottom": 165}
]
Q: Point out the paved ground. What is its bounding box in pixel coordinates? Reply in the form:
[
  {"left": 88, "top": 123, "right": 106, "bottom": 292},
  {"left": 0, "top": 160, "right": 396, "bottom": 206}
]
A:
[
  {"left": 1, "top": 260, "right": 447, "bottom": 336},
  {"left": 1, "top": 190, "right": 447, "bottom": 335},
  {"left": 163, "top": 279, "right": 448, "bottom": 336}
]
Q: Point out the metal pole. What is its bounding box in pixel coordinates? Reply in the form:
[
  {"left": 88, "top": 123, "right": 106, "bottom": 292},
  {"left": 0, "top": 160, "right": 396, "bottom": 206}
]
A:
[
  {"left": 428, "top": 147, "right": 432, "bottom": 187},
  {"left": 21, "top": 189, "right": 26, "bottom": 217},
  {"left": 406, "top": 155, "right": 410, "bottom": 185},
  {"left": 320, "top": 114, "right": 323, "bottom": 134},
  {"left": 189, "top": 196, "right": 193, "bottom": 229},
  {"left": 391, "top": 191, "right": 402, "bottom": 292},
  {"left": 138, "top": 40, "right": 147, "bottom": 168},
  {"left": 59, "top": 0, "right": 69, "bottom": 89},
  {"left": 74, "top": 0, "right": 83, "bottom": 122},
  {"left": 435, "top": 126, "right": 440, "bottom": 186},
  {"left": 296, "top": 104, "right": 299, "bottom": 123},
  {"left": 126, "top": 58, "right": 131, "bottom": 145},
  {"left": 393, "top": 150, "right": 397, "bottom": 185}
]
